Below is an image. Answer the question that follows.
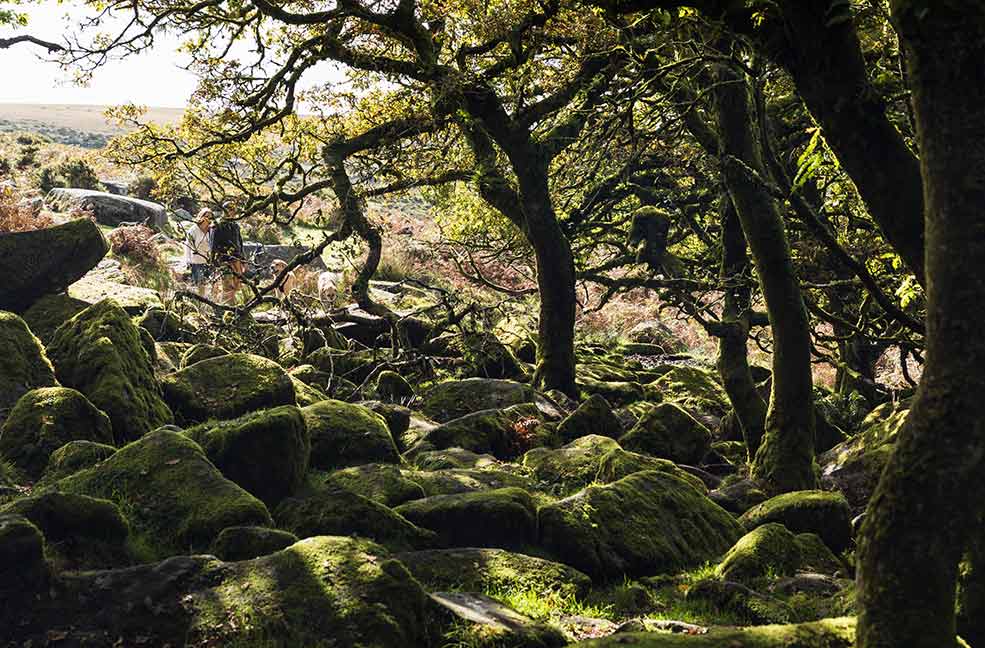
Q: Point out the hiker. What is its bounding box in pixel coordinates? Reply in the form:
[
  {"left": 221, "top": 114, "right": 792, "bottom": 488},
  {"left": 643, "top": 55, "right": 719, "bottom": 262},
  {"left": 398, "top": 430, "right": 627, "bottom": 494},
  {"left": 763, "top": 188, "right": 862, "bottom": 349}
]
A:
[
  {"left": 183, "top": 208, "right": 213, "bottom": 297},
  {"left": 269, "top": 259, "right": 297, "bottom": 301},
  {"left": 211, "top": 201, "right": 246, "bottom": 305}
]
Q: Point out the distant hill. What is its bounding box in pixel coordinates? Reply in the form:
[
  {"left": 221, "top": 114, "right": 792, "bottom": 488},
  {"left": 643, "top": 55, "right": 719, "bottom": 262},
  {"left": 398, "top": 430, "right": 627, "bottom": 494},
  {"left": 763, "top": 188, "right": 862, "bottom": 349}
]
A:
[{"left": 0, "top": 103, "right": 183, "bottom": 148}]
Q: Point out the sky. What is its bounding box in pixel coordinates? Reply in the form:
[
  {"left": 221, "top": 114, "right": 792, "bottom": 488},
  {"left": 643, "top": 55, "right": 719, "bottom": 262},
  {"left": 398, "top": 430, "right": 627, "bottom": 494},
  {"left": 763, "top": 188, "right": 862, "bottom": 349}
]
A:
[{"left": 0, "top": 1, "right": 342, "bottom": 109}]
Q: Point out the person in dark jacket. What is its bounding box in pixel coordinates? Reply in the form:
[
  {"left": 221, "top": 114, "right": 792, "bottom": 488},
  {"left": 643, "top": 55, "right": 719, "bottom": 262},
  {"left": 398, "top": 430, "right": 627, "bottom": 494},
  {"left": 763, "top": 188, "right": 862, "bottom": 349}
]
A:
[{"left": 212, "top": 201, "right": 246, "bottom": 304}]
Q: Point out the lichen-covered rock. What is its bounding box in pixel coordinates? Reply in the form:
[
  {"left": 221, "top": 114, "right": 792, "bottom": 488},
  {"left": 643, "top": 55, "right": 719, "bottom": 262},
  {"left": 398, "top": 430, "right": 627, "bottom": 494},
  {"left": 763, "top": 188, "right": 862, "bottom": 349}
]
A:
[
  {"left": 40, "top": 440, "right": 116, "bottom": 484},
  {"left": 538, "top": 471, "right": 743, "bottom": 580},
  {"left": 302, "top": 399, "right": 399, "bottom": 470},
  {"left": 396, "top": 547, "right": 592, "bottom": 599},
  {"left": 0, "top": 311, "right": 58, "bottom": 421},
  {"left": 421, "top": 378, "right": 536, "bottom": 423},
  {"left": 4, "top": 536, "right": 436, "bottom": 647},
  {"left": 557, "top": 394, "right": 622, "bottom": 442},
  {"left": 376, "top": 369, "right": 416, "bottom": 402},
  {"left": 619, "top": 402, "right": 712, "bottom": 464},
  {"left": 647, "top": 365, "right": 731, "bottom": 418},
  {"left": 572, "top": 617, "right": 856, "bottom": 647},
  {"left": 0, "top": 514, "right": 48, "bottom": 596},
  {"left": 161, "top": 353, "right": 295, "bottom": 424},
  {"left": 274, "top": 487, "right": 435, "bottom": 552},
  {"left": 185, "top": 406, "right": 309, "bottom": 506},
  {"left": 19, "top": 293, "right": 89, "bottom": 345},
  {"left": 0, "top": 387, "right": 113, "bottom": 479},
  {"left": 54, "top": 429, "right": 271, "bottom": 558},
  {"left": 395, "top": 487, "right": 537, "bottom": 550},
  {"left": 291, "top": 375, "right": 330, "bottom": 406},
  {"left": 209, "top": 526, "right": 298, "bottom": 561},
  {"left": 179, "top": 342, "right": 228, "bottom": 368},
  {"left": 324, "top": 463, "right": 426, "bottom": 507},
  {"left": 0, "top": 218, "right": 108, "bottom": 311},
  {"left": 739, "top": 490, "right": 853, "bottom": 553},
  {"left": 46, "top": 300, "right": 172, "bottom": 442},
  {"left": 716, "top": 523, "right": 843, "bottom": 583},
  {"left": 68, "top": 271, "right": 164, "bottom": 314}
]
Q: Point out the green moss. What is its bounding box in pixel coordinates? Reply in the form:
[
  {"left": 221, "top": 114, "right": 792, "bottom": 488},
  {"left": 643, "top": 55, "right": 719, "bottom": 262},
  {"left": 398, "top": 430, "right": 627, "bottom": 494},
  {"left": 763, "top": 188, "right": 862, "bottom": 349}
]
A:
[
  {"left": 573, "top": 617, "right": 856, "bottom": 647},
  {"left": 305, "top": 347, "right": 379, "bottom": 383},
  {"left": 576, "top": 377, "right": 645, "bottom": 407},
  {"left": 396, "top": 547, "right": 592, "bottom": 599},
  {"left": 291, "top": 375, "right": 329, "bottom": 406},
  {"left": 161, "top": 353, "right": 295, "bottom": 424},
  {"left": 716, "top": 523, "right": 804, "bottom": 582},
  {"left": 134, "top": 307, "right": 191, "bottom": 342},
  {"left": 0, "top": 513, "right": 48, "bottom": 596},
  {"left": 274, "top": 487, "right": 436, "bottom": 552},
  {"left": 376, "top": 369, "right": 416, "bottom": 402},
  {"left": 420, "top": 378, "right": 535, "bottom": 423},
  {"left": 19, "top": 293, "right": 88, "bottom": 345},
  {"left": 302, "top": 399, "right": 399, "bottom": 470},
  {"left": 411, "top": 448, "right": 502, "bottom": 471},
  {"left": 619, "top": 402, "right": 712, "bottom": 464},
  {"left": 154, "top": 340, "right": 189, "bottom": 371},
  {"left": 209, "top": 526, "right": 298, "bottom": 561},
  {"left": 395, "top": 487, "right": 537, "bottom": 550},
  {"left": 739, "top": 490, "right": 853, "bottom": 553},
  {"left": 597, "top": 447, "right": 707, "bottom": 493},
  {"left": 0, "top": 387, "right": 113, "bottom": 479},
  {"left": 185, "top": 406, "right": 310, "bottom": 506},
  {"left": 537, "top": 471, "right": 744, "bottom": 580},
  {"left": 411, "top": 408, "right": 520, "bottom": 459},
  {"left": 324, "top": 463, "right": 426, "bottom": 507},
  {"left": 54, "top": 429, "right": 271, "bottom": 559},
  {"left": 0, "top": 311, "right": 58, "bottom": 418},
  {"left": 40, "top": 440, "right": 116, "bottom": 484},
  {"left": 523, "top": 435, "right": 622, "bottom": 495},
  {"left": 647, "top": 365, "right": 731, "bottom": 418},
  {"left": 46, "top": 299, "right": 173, "bottom": 443},
  {"left": 179, "top": 342, "right": 227, "bottom": 368},
  {"left": 557, "top": 394, "right": 622, "bottom": 442}
]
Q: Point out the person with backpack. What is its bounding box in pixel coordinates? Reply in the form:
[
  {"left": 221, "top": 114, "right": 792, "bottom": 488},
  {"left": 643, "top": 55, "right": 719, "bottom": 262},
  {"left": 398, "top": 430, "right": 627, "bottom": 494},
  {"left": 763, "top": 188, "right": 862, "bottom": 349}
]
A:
[
  {"left": 211, "top": 201, "right": 246, "bottom": 304},
  {"left": 182, "top": 208, "right": 213, "bottom": 297}
]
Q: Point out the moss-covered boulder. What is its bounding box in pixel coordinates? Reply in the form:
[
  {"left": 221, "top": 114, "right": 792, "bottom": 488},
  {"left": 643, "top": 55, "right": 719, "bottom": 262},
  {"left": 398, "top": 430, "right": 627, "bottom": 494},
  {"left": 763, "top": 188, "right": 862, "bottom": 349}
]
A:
[
  {"left": 40, "top": 440, "right": 116, "bottom": 484},
  {"left": 538, "top": 471, "right": 743, "bottom": 580},
  {"left": 306, "top": 347, "right": 379, "bottom": 383},
  {"left": 709, "top": 478, "right": 769, "bottom": 515},
  {"left": 154, "top": 340, "right": 188, "bottom": 373},
  {"left": 0, "top": 387, "right": 113, "bottom": 479},
  {"left": 596, "top": 447, "right": 707, "bottom": 492},
  {"left": 0, "top": 218, "right": 109, "bottom": 311},
  {"left": 619, "top": 402, "right": 712, "bottom": 465},
  {"left": 557, "top": 394, "right": 622, "bottom": 442},
  {"left": 5, "top": 536, "right": 436, "bottom": 647},
  {"left": 291, "top": 375, "right": 330, "bottom": 406},
  {"left": 302, "top": 399, "right": 399, "bottom": 470},
  {"left": 576, "top": 377, "right": 645, "bottom": 407},
  {"left": 523, "top": 435, "right": 622, "bottom": 494},
  {"left": 572, "top": 617, "right": 855, "bottom": 647},
  {"left": 274, "top": 487, "right": 435, "bottom": 552},
  {"left": 19, "top": 293, "right": 89, "bottom": 345},
  {"left": 412, "top": 447, "right": 502, "bottom": 471},
  {"left": 396, "top": 547, "right": 592, "bottom": 598},
  {"left": 421, "top": 378, "right": 536, "bottom": 423},
  {"left": 54, "top": 429, "right": 271, "bottom": 558},
  {"left": 455, "top": 331, "right": 526, "bottom": 380},
  {"left": 376, "top": 369, "right": 416, "bottom": 402},
  {"left": 179, "top": 342, "right": 227, "bottom": 368},
  {"left": 46, "top": 300, "right": 172, "bottom": 443},
  {"left": 362, "top": 400, "right": 413, "bottom": 442},
  {"left": 161, "top": 353, "right": 295, "bottom": 424},
  {"left": 134, "top": 307, "right": 192, "bottom": 342},
  {"left": 0, "top": 311, "right": 58, "bottom": 420},
  {"left": 1, "top": 491, "right": 129, "bottom": 569},
  {"left": 209, "top": 526, "right": 298, "bottom": 561},
  {"left": 395, "top": 487, "right": 537, "bottom": 550},
  {"left": 625, "top": 320, "right": 686, "bottom": 352},
  {"left": 715, "top": 523, "right": 843, "bottom": 583},
  {"left": 411, "top": 408, "right": 520, "bottom": 460},
  {"left": 647, "top": 364, "right": 731, "bottom": 418},
  {"left": 185, "top": 406, "right": 309, "bottom": 506},
  {"left": 408, "top": 467, "right": 536, "bottom": 498},
  {"left": 324, "top": 463, "right": 426, "bottom": 507},
  {"left": 739, "top": 490, "right": 853, "bottom": 553},
  {"left": 0, "top": 514, "right": 48, "bottom": 596}
]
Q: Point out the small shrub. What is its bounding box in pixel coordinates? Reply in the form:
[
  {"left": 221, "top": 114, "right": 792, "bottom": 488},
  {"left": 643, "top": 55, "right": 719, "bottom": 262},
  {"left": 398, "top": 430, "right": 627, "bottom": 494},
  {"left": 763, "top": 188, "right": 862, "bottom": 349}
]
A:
[
  {"left": 131, "top": 175, "right": 157, "bottom": 200},
  {"left": 16, "top": 145, "right": 39, "bottom": 169},
  {"left": 60, "top": 159, "right": 101, "bottom": 190},
  {"left": 0, "top": 185, "right": 54, "bottom": 233},
  {"left": 37, "top": 166, "right": 66, "bottom": 194},
  {"left": 108, "top": 224, "right": 161, "bottom": 266},
  {"left": 0, "top": 157, "right": 11, "bottom": 176}
]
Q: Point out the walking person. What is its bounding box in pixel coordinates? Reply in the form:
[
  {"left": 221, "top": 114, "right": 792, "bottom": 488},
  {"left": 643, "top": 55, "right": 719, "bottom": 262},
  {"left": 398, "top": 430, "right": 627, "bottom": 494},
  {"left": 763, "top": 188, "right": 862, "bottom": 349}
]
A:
[
  {"left": 183, "top": 208, "right": 213, "bottom": 298},
  {"left": 211, "top": 201, "right": 246, "bottom": 305}
]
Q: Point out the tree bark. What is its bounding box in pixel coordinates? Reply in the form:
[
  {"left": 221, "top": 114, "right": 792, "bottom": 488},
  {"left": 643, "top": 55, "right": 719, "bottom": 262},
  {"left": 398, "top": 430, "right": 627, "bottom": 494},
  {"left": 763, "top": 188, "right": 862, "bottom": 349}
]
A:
[
  {"left": 856, "top": 4, "right": 985, "bottom": 648},
  {"left": 713, "top": 64, "right": 817, "bottom": 494},
  {"left": 716, "top": 191, "right": 767, "bottom": 459}
]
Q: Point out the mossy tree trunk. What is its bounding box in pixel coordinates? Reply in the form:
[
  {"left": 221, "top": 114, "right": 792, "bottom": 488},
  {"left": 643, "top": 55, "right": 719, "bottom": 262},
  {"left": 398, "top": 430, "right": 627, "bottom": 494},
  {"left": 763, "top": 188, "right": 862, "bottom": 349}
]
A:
[
  {"left": 713, "top": 64, "right": 817, "bottom": 494},
  {"left": 715, "top": 191, "right": 767, "bottom": 458},
  {"left": 856, "top": 4, "right": 985, "bottom": 647}
]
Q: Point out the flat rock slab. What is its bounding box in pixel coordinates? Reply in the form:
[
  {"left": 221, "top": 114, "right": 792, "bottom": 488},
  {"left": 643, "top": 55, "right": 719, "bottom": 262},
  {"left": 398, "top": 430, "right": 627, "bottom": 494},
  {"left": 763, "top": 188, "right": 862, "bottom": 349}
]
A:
[
  {"left": 69, "top": 274, "right": 163, "bottom": 314},
  {"left": 46, "top": 188, "right": 167, "bottom": 230},
  {"left": 430, "top": 592, "right": 535, "bottom": 632}
]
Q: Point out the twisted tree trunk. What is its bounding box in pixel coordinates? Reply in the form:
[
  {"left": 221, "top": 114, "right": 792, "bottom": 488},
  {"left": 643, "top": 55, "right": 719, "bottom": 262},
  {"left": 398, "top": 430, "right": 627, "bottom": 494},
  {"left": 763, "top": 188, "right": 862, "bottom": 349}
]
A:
[{"left": 856, "top": 3, "right": 985, "bottom": 647}]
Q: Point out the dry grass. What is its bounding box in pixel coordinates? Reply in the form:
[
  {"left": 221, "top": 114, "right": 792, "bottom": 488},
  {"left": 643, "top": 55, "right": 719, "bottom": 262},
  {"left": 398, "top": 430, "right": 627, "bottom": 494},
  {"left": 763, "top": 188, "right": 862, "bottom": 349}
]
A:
[{"left": 0, "top": 185, "right": 54, "bottom": 233}]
